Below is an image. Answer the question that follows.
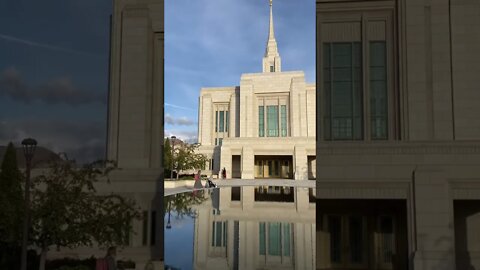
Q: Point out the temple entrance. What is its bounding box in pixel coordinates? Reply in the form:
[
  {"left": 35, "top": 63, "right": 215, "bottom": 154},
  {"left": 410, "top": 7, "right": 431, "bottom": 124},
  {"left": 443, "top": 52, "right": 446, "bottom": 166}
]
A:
[
  {"left": 254, "top": 155, "right": 293, "bottom": 179},
  {"left": 317, "top": 199, "right": 408, "bottom": 270}
]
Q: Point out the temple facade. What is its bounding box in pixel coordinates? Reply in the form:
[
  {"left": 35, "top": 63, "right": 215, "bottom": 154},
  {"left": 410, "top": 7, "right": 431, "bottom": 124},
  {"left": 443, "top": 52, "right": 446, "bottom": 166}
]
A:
[{"left": 197, "top": 1, "right": 316, "bottom": 181}]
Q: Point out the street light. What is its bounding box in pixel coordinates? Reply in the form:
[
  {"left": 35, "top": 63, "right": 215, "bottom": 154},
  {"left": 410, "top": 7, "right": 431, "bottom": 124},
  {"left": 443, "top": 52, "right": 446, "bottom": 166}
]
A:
[
  {"left": 166, "top": 198, "right": 172, "bottom": 229},
  {"left": 170, "top": 136, "right": 176, "bottom": 181},
  {"left": 20, "top": 138, "right": 37, "bottom": 270}
]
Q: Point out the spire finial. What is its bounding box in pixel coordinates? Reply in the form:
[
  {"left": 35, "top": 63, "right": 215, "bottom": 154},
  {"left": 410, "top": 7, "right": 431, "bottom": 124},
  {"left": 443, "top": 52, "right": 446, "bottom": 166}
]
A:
[{"left": 263, "top": 0, "right": 281, "bottom": 72}]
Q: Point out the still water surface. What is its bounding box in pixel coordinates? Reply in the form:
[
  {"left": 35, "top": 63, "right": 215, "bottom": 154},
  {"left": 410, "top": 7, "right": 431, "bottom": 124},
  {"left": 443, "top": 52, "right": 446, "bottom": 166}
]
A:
[{"left": 164, "top": 186, "right": 316, "bottom": 270}]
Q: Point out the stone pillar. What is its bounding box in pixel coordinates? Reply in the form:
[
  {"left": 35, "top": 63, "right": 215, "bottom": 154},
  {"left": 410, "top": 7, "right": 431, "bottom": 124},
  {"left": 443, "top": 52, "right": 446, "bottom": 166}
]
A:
[
  {"left": 296, "top": 188, "right": 310, "bottom": 212},
  {"left": 413, "top": 168, "right": 455, "bottom": 270},
  {"left": 242, "top": 186, "right": 255, "bottom": 210},
  {"left": 220, "top": 146, "right": 232, "bottom": 179},
  {"left": 241, "top": 147, "right": 254, "bottom": 179},
  {"left": 294, "top": 146, "right": 308, "bottom": 180}
]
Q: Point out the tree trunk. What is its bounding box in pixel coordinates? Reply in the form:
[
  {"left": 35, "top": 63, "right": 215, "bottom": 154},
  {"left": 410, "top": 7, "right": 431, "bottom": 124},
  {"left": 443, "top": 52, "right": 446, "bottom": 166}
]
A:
[
  {"left": 38, "top": 246, "right": 48, "bottom": 270},
  {"left": 176, "top": 171, "right": 179, "bottom": 180}
]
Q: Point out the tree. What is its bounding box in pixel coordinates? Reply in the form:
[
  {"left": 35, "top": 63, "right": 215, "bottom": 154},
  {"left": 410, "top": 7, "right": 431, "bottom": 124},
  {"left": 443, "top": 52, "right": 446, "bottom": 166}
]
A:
[
  {"left": 173, "top": 143, "right": 207, "bottom": 179},
  {"left": 30, "top": 159, "right": 141, "bottom": 270},
  {"left": 0, "top": 142, "right": 24, "bottom": 268},
  {"left": 164, "top": 138, "right": 172, "bottom": 177}
]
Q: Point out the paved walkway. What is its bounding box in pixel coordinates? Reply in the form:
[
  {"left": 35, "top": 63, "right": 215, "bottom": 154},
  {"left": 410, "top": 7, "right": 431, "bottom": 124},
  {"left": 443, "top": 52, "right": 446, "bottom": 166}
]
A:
[{"left": 164, "top": 178, "right": 315, "bottom": 196}]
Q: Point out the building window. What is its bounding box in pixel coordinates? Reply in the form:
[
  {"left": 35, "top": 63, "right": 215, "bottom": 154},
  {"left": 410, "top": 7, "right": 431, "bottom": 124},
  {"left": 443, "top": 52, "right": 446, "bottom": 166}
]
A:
[
  {"left": 259, "top": 106, "right": 265, "bottom": 137},
  {"left": 142, "top": 211, "right": 148, "bottom": 246},
  {"left": 225, "top": 111, "right": 229, "bottom": 132},
  {"left": 267, "top": 105, "right": 279, "bottom": 137},
  {"left": 215, "top": 111, "right": 218, "bottom": 132},
  {"left": 379, "top": 216, "right": 394, "bottom": 263},
  {"left": 281, "top": 105, "right": 287, "bottom": 137},
  {"left": 212, "top": 221, "right": 227, "bottom": 247},
  {"left": 324, "top": 42, "right": 363, "bottom": 140},
  {"left": 270, "top": 65, "right": 274, "bottom": 72},
  {"left": 370, "top": 41, "right": 388, "bottom": 140},
  {"left": 219, "top": 111, "right": 225, "bottom": 132},
  {"left": 150, "top": 211, "right": 156, "bottom": 245},
  {"left": 219, "top": 138, "right": 223, "bottom": 146},
  {"left": 259, "top": 222, "right": 291, "bottom": 257},
  {"left": 215, "top": 138, "right": 217, "bottom": 146}
]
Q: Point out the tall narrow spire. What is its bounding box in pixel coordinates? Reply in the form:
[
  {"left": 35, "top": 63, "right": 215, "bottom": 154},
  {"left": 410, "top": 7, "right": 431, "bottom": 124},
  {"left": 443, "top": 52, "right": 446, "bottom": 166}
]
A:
[{"left": 263, "top": 0, "right": 281, "bottom": 73}]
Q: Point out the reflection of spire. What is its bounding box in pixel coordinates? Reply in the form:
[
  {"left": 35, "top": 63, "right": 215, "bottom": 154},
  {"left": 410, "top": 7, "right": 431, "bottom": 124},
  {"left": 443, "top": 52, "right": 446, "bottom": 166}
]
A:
[{"left": 263, "top": 0, "right": 281, "bottom": 72}]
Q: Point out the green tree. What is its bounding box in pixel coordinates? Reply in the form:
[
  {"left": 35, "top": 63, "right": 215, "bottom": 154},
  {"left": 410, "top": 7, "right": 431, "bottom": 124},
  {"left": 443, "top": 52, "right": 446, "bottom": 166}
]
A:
[
  {"left": 174, "top": 143, "right": 207, "bottom": 179},
  {"left": 0, "top": 142, "right": 24, "bottom": 267},
  {"left": 164, "top": 138, "right": 172, "bottom": 177},
  {"left": 30, "top": 159, "right": 141, "bottom": 270}
]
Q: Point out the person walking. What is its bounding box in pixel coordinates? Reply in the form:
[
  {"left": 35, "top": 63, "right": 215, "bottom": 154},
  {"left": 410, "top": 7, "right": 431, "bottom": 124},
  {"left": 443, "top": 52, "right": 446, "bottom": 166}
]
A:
[{"left": 222, "top": 167, "right": 227, "bottom": 179}]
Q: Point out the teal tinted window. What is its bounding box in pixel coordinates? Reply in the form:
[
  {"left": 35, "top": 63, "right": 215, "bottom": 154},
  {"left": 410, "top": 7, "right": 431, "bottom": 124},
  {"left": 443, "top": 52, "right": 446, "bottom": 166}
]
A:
[
  {"left": 225, "top": 111, "right": 229, "bottom": 132},
  {"left": 324, "top": 42, "right": 363, "bottom": 140},
  {"left": 219, "top": 111, "right": 225, "bottom": 132},
  {"left": 268, "top": 223, "right": 281, "bottom": 256},
  {"left": 283, "top": 223, "right": 290, "bottom": 256},
  {"left": 281, "top": 105, "right": 287, "bottom": 137},
  {"left": 370, "top": 41, "right": 388, "bottom": 140},
  {"left": 259, "top": 223, "right": 266, "bottom": 255},
  {"left": 267, "top": 106, "right": 279, "bottom": 137},
  {"left": 259, "top": 106, "right": 265, "bottom": 137}
]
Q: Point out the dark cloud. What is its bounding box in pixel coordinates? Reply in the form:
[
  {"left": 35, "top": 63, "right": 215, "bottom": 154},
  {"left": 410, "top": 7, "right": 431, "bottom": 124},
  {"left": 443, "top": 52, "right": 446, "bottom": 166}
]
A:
[
  {"left": 165, "top": 129, "right": 198, "bottom": 144},
  {"left": 0, "top": 119, "right": 106, "bottom": 164},
  {"left": 0, "top": 67, "right": 106, "bottom": 106},
  {"left": 165, "top": 114, "right": 195, "bottom": 126}
]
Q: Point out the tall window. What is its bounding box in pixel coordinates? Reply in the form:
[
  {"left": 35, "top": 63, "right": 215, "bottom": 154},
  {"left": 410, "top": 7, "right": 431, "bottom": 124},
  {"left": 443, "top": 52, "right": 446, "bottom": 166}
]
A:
[
  {"left": 219, "top": 111, "right": 225, "bottom": 132},
  {"left": 267, "top": 106, "right": 279, "bottom": 137},
  {"left": 270, "top": 65, "right": 274, "bottom": 72},
  {"left": 370, "top": 42, "right": 388, "bottom": 140},
  {"left": 281, "top": 105, "right": 287, "bottom": 137},
  {"left": 259, "top": 222, "right": 291, "bottom": 257},
  {"left": 259, "top": 106, "right": 265, "bottom": 137},
  {"left": 215, "top": 111, "right": 218, "bottom": 132},
  {"left": 212, "top": 221, "right": 227, "bottom": 247},
  {"left": 324, "top": 42, "right": 363, "bottom": 140},
  {"left": 226, "top": 111, "right": 229, "bottom": 132}
]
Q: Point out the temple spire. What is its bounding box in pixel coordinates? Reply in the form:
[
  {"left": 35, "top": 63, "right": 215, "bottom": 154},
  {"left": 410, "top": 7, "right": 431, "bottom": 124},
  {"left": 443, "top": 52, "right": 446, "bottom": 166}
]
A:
[{"left": 263, "top": 0, "right": 281, "bottom": 73}]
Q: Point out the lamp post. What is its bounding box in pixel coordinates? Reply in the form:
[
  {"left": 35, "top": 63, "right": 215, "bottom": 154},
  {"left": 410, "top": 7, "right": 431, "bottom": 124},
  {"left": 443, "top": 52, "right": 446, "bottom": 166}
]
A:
[
  {"left": 166, "top": 198, "right": 172, "bottom": 229},
  {"left": 20, "top": 138, "right": 37, "bottom": 270},
  {"left": 170, "top": 136, "right": 176, "bottom": 181}
]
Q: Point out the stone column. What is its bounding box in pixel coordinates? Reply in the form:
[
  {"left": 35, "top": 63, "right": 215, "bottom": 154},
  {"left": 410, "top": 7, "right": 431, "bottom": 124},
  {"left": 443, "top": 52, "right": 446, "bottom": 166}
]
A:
[
  {"left": 241, "top": 147, "right": 254, "bottom": 179},
  {"left": 294, "top": 146, "right": 308, "bottom": 180},
  {"left": 220, "top": 146, "right": 232, "bottom": 179},
  {"left": 413, "top": 168, "right": 455, "bottom": 270}
]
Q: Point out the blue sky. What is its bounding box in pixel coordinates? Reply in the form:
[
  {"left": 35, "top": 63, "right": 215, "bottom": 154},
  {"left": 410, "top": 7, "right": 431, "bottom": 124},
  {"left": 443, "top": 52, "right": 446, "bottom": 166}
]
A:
[
  {"left": 0, "top": 0, "right": 111, "bottom": 163},
  {"left": 165, "top": 0, "right": 315, "bottom": 142}
]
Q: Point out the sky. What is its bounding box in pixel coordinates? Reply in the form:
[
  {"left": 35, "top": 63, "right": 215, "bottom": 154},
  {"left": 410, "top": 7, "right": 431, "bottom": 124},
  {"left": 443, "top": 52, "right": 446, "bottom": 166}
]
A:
[
  {"left": 165, "top": 0, "right": 315, "bottom": 142},
  {"left": 0, "top": 0, "right": 315, "bottom": 163},
  {"left": 0, "top": 0, "right": 111, "bottom": 163}
]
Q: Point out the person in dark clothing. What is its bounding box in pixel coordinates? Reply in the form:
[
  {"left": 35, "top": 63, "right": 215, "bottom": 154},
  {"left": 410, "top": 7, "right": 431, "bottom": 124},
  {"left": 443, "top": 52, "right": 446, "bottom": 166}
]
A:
[
  {"left": 222, "top": 167, "right": 226, "bottom": 179},
  {"left": 105, "top": 247, "right": 117, "bottom": 270}
]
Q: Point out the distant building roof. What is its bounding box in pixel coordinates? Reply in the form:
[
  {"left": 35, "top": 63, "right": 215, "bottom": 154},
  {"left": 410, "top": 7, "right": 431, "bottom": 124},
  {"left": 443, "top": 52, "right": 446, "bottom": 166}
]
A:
[{"left": 0, "top": 146, "right": 63, "bottom": 168}]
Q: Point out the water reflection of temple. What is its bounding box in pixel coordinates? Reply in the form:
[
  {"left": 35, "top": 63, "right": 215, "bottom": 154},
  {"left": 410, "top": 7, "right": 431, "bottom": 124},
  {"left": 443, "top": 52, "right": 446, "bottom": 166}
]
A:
[{"left": 192, "top": 187, "right": 315, "bottom": 270}]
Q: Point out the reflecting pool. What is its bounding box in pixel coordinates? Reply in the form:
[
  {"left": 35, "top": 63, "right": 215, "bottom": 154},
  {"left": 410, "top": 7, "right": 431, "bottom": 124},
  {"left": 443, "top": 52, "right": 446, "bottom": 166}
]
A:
[{"left": 164, "top": 186, "right": 316, "bottom": 270}]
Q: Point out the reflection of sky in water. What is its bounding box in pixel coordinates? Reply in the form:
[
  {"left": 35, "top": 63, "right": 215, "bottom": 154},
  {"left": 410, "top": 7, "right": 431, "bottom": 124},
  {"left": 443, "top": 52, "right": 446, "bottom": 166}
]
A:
[{"left": 165, "top": 212, "right": 194, "bottom": 270}]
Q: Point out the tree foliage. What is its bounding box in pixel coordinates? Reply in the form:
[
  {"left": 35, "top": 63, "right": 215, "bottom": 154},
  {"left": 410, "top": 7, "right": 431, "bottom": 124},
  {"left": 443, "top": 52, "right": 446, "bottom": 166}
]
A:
[
  {"left": 173, "top": 143, "right": 207, "bottom": 177},
  {"left": 30, "top": 159, "right": 141, "bottom": 270},
  {"left": 164, "top": 138, "right": 172, "bottom": 176}
]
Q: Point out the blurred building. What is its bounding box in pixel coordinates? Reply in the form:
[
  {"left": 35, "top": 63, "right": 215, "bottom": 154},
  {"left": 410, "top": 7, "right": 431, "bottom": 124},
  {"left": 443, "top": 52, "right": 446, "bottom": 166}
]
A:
[
  {"left": 316, "top": 0, "right": 480, "bottom": 269},
  {"left": 192, "top": 186, "right": 316, "bottom": 270}
]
